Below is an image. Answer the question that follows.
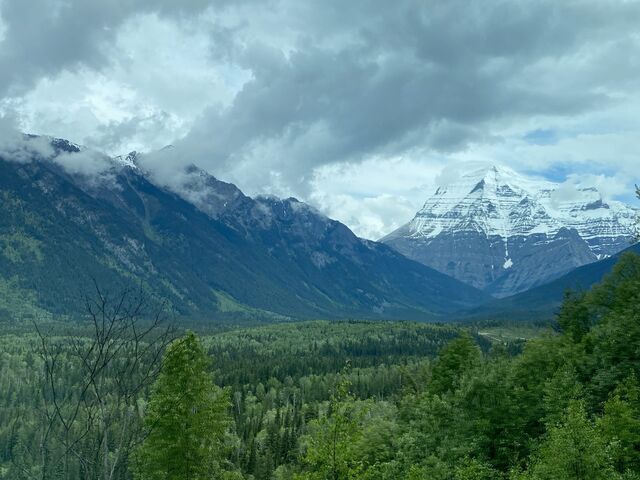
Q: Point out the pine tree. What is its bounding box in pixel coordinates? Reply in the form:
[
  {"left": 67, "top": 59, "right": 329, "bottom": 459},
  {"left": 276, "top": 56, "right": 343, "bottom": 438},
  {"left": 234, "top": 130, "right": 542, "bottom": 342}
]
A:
[{"left": 134, "top": 332, "right": 230, "bottom": 480}]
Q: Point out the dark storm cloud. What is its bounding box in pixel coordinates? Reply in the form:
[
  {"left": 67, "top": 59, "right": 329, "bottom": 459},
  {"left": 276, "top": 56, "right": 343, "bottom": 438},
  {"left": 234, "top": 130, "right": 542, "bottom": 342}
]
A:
[
  {"left": 153, "top": 0, "right": 640, "bottom": 191},
  {"left": 1, "top": 0, "right": 639, "bottom": 201}
]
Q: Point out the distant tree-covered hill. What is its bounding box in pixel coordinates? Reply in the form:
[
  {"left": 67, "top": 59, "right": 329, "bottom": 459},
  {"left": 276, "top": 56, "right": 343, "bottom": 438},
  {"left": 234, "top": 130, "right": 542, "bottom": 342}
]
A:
[{"left": 463, "top": 243, "right": 640, "bottom": 321}]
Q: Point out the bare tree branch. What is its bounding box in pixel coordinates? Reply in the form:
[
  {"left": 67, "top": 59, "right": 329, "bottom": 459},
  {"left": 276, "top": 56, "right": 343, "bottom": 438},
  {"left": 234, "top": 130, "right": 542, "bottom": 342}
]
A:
[{"left": 33, "top": 280, "right": 177, "bottom": 480}]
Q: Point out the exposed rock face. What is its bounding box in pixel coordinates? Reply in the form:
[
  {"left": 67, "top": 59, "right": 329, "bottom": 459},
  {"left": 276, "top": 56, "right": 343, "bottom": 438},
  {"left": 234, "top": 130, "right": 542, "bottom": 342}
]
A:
[{"left": 381, "top": 165, "right": 637, "bottom": 297}]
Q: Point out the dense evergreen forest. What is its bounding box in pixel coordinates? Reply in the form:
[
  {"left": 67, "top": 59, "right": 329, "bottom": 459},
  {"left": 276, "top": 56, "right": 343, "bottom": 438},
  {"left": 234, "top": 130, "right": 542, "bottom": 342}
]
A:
[{"left": 1, "top": 252, "right": 639, "bottom": 479}]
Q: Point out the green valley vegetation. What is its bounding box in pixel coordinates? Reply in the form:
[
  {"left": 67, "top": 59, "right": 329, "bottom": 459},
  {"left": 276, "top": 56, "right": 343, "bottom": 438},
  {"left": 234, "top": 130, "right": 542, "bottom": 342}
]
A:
[
  {"left": 133, "top": 332, "right": 234, "bottom": 480},
  {"left": 1, "top": 252, "right": 640, "bottom": 479}
]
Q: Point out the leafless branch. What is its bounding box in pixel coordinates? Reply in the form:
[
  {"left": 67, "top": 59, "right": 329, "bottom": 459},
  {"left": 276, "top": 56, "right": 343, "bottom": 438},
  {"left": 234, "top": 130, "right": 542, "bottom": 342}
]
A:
[{"left": 33, "top": 280, "right": 177, "bottom": 479}]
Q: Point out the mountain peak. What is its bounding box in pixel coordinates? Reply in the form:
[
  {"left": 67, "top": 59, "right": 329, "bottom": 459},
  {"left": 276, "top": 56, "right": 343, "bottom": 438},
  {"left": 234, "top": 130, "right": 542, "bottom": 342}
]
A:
[
  {"left": 0, "top": 143, "right": 490, "bottom": 320},
  {"left": 113, "top": 151, "right": 140, "bottom": 169},
  {"left": 382, "top": 164, "right": 638, "bottom": 297},
  {"left": 467, "top": 163, "right": 506, "bottom": 177},
  {"left": 463, "top": 163, "right": 515, "bottom": 179},
  {"left": 433, "top": 164, "right": 537, "bottom": 200},
  {"left": 410, "top": 165, "right": 636, "bottom": 246}
]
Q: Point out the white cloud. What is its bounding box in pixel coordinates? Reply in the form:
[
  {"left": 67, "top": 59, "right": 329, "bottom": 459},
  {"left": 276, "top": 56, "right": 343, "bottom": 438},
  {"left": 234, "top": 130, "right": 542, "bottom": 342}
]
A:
[
  {"left": 311, "top": 192, "right": 417, "bottom": 241},
  {"left": 3, "top": 13, "right": 249, "bottom": 156},
  {"left": 53, "top": 149, "right": 113, "bottom": 177},
  {"left": 0, "top": 113, "right": 54, "bottom": 162},
  {"left": 1, "top": 0, "right": 640, "bottom": 240},
  {"left": 308, "top": 156, "right": 448, "bottom": 239}
]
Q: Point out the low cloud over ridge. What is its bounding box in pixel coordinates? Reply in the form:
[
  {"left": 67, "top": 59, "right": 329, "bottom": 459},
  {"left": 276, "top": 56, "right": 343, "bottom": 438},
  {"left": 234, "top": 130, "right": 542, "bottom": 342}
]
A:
[{"left": 1, "top": 0, "right": 639, "bottom": 238}]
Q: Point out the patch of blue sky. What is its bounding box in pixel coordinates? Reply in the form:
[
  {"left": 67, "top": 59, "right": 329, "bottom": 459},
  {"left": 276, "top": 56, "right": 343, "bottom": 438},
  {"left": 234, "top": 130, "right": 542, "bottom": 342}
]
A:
[{"left": 523, "top": 129, "right": 558, "bottom": 146}]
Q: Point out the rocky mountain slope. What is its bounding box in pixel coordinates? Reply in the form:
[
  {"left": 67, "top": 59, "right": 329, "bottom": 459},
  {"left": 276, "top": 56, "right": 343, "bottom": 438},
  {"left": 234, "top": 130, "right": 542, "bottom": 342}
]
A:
[
  {"left": 382, "top": 165, "right": 637, "bottom": 297},
  {"left": 0, "top": 137, "right": 489, "bottom": 322},
  {"left": 463, "top": 242, "right": 640, "bottom": 321}
]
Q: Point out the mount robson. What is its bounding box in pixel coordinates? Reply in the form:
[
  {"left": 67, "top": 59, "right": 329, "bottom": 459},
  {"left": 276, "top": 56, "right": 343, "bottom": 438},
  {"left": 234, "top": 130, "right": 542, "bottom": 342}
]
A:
[
  {"left": 382, "top": 164, "right": 638, "bottom": 298},
  {"left": 0, "top": 136, "right": 490, "bottom": 323}
]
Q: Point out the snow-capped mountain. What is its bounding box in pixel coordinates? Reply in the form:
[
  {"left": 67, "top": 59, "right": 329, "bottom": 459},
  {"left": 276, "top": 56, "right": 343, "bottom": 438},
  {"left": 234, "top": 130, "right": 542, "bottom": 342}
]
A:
[{"left": 381, "top": 165, "right": 638, "bottom": 297}]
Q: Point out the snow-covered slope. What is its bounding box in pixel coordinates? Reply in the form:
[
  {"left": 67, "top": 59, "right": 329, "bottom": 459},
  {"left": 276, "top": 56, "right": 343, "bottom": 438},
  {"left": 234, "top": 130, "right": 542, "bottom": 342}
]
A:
[
  {"left": 537, "top": 186, "right": 637, "bottom": 258},
  {"left": 381, "top": 165, "right": 638, "bottom": 297}
]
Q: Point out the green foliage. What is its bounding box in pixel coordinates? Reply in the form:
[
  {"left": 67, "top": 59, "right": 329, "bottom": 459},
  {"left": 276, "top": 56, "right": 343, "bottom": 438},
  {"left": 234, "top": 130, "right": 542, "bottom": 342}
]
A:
[
  {"left": 598, "top": 376, "right": 640, "bottom": 473},
  {"left": 542, "top": 366, "right": 583, "bottom": 427},
  {"left": 557, "top": 291, "right": 591, "bottom": 342},
  {"left": 455, "top": 359, "right": 526, "bottom": 470},
  {"left": 430, "top": 332, "right": 482, "bottom": 395},
  {"left": 0, "top": 231, "right": 43, "bottom": 263},
  {"left": 134, "top": 332, "right": 231, "bottom": 480},
  {"left": 296, "top": 375, "right": 367, "bottom": 480},
  {"left": 0, "top": 276, "right": 52, "bottom": 323},
  {"left": 581, "top": 253, "right": 640, "bottom": 405},
  {"left": 455, "top": 458, "right": 505, "bottom": 480},
  {"left": 588, "top": 252, "right": 640, "bottom": 315},
  {"left": 205, "top": 321, "right": 467, "bottom": 390},
  {"left": 517, "top": 401, "right": 618, "bottom": 480},
  {"left": 2, "top": 252, "right": 640, "bottom": 479}
]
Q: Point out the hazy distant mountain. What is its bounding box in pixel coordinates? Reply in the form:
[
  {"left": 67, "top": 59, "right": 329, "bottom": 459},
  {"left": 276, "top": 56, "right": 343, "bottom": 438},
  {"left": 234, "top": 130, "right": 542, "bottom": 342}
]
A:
[
  {"left": 0, "top": 137, "right": 489, "bottom": 322},
  {"left": 382, "top": 165, "right": 637, "bottom": 297}
]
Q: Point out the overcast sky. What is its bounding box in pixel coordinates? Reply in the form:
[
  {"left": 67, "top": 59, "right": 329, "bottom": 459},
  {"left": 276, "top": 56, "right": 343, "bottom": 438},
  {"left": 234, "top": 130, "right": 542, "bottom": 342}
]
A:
[{"left": 1, "top": 0, "right": 639, "bottom": 239}]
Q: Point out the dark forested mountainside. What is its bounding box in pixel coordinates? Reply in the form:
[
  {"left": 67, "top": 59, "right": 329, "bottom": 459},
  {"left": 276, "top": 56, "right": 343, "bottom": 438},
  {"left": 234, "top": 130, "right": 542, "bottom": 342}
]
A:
[
  {"left": 467, "top": 243, "right": 640, "bottom": 321},
  {"left": 1, "top": 251, "right": 639, "bottom": 479},
  {"left": 0, "top": 139, "right": 488, "bottom": 323}
]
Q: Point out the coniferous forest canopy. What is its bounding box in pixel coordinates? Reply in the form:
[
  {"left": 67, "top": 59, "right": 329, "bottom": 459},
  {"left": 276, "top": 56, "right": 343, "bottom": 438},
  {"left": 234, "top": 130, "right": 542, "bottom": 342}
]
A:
[{"left": 0, "top": 248, "right": 639, "bottom": 480}]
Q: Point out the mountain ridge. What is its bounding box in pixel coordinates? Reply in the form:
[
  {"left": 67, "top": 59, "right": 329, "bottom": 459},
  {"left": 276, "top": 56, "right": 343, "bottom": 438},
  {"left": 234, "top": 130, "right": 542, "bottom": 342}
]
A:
[
  {"left": 462, "top": 241, "right": 640, "bottom": 321},
  {"left": 0, "top": 136, "right": 490, "bottom": 323},
  {"left": 382, "top": 164, "right": 637, "bottom": 297}
]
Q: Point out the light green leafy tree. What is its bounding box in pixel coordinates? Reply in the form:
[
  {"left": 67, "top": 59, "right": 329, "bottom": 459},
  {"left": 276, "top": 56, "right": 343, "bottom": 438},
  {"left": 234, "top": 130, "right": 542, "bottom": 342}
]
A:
[
  {"left": 134, "top": 331, "right": 231, "bottom": 480},
  {"left": 542, "top": 366, "right": 583, "bottom": 427},
  {"left": 296, "top": 374, "right": 367, "bottom": 480},
  {"left": 516, "top": 401, "right": 619, "bottom": 480},
  {"left": 455, "top": 458, "right": 505, "bottom": 480},
  {"left": 429, "top": 333, "right": 482, "bottom": 396},
  {"left": 598, "top": 376, "right": 640, "bottom": 474},
  {"left": 583, "top": 253, "right": 640, "bottom": 405}
]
